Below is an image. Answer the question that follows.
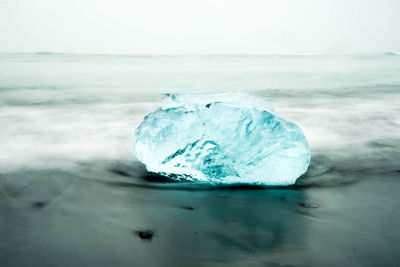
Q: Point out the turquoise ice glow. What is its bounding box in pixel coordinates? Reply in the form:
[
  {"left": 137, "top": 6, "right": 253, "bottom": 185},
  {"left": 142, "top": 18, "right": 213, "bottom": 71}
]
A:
[{"left": 134, "top": 93, "right": 310, "bottom": 185}]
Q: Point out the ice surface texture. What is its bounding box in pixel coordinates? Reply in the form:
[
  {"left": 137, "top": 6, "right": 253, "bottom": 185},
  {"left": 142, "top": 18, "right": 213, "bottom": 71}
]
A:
[{"left": 134, "top": 93, "right": 310, "bottom": 185}]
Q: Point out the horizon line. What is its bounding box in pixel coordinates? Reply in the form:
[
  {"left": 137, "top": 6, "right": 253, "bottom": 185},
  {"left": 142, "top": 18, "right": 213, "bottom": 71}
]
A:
[{"left": 0, "top": 51, "right": 399, "bottom": 57}]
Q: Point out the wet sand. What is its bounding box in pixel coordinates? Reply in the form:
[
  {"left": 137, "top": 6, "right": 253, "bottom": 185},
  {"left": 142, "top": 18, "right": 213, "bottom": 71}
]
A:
[{"left": 1, "top": 157, "right": 400, "bottom": 267}]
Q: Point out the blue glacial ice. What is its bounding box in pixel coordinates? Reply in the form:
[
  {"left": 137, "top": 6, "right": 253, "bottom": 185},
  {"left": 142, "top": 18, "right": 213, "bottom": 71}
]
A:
[{"left": 134, "top": 93, "right": 310, "bottom": 185}]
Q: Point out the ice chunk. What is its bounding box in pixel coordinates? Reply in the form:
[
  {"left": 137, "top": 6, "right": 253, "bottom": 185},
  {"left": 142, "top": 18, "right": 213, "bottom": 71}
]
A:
[{"left": 134, "top": 93, "right": 310, "bottom": 185}]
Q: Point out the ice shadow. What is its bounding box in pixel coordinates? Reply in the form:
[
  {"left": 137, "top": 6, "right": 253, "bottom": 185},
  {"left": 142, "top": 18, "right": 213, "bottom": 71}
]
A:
[{"left": 106, "top": 153, "right": 361, "bottom": 191}]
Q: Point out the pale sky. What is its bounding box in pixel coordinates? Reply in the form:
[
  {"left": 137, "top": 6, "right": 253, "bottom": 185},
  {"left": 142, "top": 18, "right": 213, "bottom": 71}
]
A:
[{"left": 0, "top": 0, "right": 399, "bottom": 54}]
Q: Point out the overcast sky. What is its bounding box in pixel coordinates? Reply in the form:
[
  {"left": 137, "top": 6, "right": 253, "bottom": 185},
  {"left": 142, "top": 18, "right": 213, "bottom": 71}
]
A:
[{"left": 0, "top": 0, "right": 399, "bottom": 54}]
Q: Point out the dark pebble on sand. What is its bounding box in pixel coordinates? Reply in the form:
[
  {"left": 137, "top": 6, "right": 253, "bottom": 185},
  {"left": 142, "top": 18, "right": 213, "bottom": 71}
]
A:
[
  {"left": 181, "top": 206, "right": 195, "bottom": 210},
  {"left": 135, "top": 230, "right": 155, "bottom": 240}
]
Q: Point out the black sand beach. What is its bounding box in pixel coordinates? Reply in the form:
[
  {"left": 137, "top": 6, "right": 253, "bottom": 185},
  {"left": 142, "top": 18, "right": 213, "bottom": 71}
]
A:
[{"left": 1, "top": 159, "right": 400, "bottom": 266}]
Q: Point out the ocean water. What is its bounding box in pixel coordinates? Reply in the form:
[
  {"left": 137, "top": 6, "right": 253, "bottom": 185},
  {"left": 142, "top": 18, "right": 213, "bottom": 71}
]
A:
[{"left": 1, "top": 53, "right": 400, "bottom": 266}]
